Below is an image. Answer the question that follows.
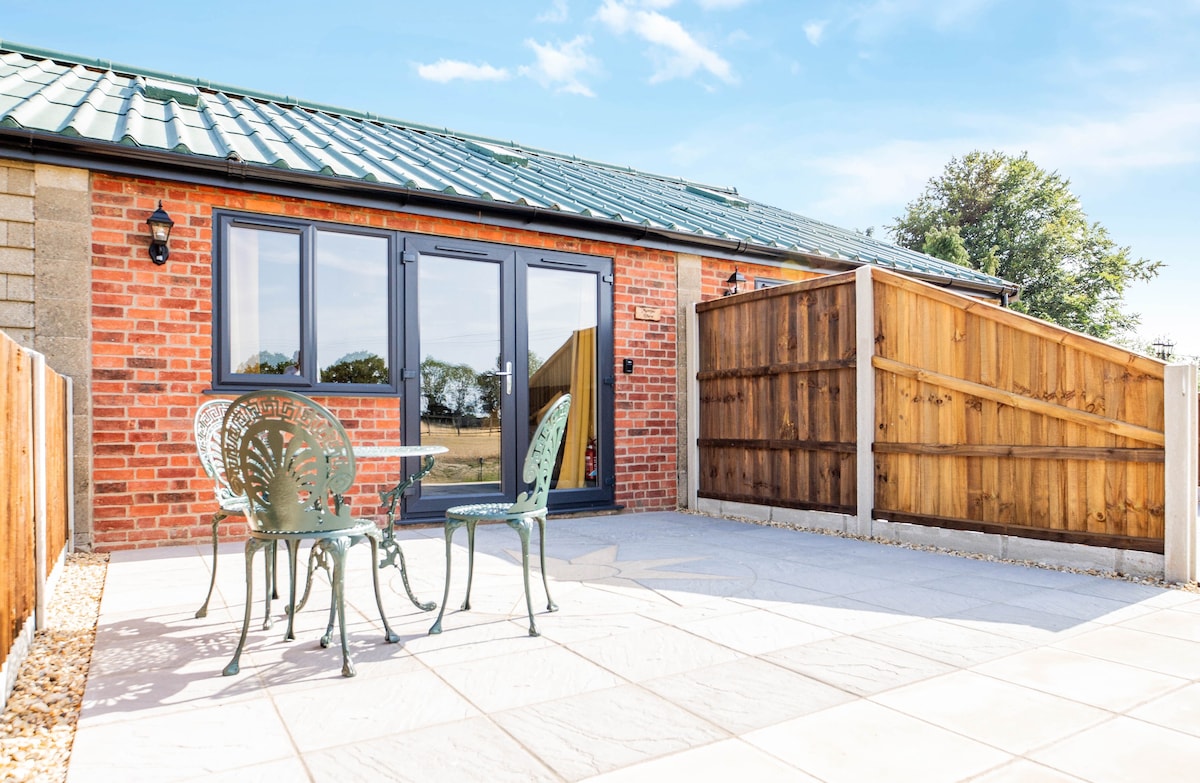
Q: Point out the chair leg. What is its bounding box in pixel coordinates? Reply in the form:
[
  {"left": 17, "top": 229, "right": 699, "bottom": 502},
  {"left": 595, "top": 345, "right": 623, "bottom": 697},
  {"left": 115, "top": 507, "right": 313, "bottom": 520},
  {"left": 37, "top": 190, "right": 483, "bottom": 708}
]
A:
[
  {"left": 514, "top": 519, "right": 538, "bottom": 637},
  {"left": 317, "top": 536, "right": 356, "bottom": 677},
  {"left": 320, "top": 543, "right": 337, "bottom": 647},
  {"left": 462, "top": 520, "right": 478, "bottom": 611},
  {"left": 538, "top": 515, "right": 557, "bottom": 612},
  {"left": 223, "top": 538, "right": 267, "bottom": 676},
  {"left": 195, "top": 510, "right": 227, "bottom": 619},
  {"left": 292, "top": 543, "right": 328, "bottom": 615},
  {"left": 282, "top": 539, "right": 301, "bottom": 640},
  {"left": 365, "top": 532, "right": 400, "bottom": 643},
  {"left": 270, "top": 541, "right": 280, "bottom": 600},
  {"left": 428, "top": 518, "right": 463, "bottom": 635}
]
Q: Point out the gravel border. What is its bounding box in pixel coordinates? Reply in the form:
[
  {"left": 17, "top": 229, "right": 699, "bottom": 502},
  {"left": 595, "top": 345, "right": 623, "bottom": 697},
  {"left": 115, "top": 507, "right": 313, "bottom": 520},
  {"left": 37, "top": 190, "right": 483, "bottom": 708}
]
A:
[{"left": 0, "top": 553, "right": 108, "bottom": 783}]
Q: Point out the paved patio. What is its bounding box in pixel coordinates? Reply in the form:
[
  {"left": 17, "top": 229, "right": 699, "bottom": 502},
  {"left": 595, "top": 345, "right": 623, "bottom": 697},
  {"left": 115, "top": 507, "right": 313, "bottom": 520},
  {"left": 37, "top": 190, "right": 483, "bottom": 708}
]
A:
[{"left": 68, "top": 511, "right": 1200, "bottom": 782}]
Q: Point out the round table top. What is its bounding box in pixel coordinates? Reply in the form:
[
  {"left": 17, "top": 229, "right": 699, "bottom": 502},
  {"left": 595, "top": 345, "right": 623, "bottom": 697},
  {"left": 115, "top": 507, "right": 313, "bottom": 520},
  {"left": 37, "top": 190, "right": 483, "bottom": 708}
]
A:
[{"left": 354, "top": 444, "right": 448, "bottom": 458}]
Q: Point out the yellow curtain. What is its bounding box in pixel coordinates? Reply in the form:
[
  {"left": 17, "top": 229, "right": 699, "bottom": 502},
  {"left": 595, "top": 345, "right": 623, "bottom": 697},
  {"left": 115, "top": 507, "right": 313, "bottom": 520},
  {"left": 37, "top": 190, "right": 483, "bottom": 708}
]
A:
[{"left": 557, "top": 327, "right": 595, "bottom": 488}]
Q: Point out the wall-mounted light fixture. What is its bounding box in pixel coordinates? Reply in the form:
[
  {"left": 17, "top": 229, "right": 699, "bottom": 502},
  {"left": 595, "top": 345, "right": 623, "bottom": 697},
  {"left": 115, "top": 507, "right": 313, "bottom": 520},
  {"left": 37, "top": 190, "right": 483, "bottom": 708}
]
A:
[
  {"left": 146, "top": 201, "right": 175, "bottom": 265},
  {"left": 723, "top": 268, "right": 746, "bottom": 296}
]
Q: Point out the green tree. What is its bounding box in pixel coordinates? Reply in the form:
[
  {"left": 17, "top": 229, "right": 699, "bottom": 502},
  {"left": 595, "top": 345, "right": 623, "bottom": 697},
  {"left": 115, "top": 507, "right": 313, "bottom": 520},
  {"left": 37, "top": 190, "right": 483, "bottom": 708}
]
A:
[
  {"left": 236, "top": 351, "right": 291, "bottom": 374},
  {"left": 420, "top": 357, "right": 480, "bottom": 417},
  {"left": 920, "top": 225, "right": 970, "bottom": 268},
  {"left": 891, "top": 150, "right": 1161, "bottom": 338},
  {"left": 321, "top": 352, "right": 388, "bottom": 384}
]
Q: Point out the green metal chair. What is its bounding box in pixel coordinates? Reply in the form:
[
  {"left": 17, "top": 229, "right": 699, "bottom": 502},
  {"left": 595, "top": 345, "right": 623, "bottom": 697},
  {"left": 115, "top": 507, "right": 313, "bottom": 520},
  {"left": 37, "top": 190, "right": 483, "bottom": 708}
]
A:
[
  {"left": 430, "top": 394, "right": 571, "bottom": 637},
  {"left": 192, "top": 398, "right": 278, "bottom": 621},
  {"left": 220, "top": 390, "right": 398, "bottom": 678}
]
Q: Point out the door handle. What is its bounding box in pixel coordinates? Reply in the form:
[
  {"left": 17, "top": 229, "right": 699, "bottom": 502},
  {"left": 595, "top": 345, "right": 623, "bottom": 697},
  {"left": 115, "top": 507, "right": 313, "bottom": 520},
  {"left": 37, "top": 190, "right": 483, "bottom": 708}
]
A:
[{"left": 492, "top": 361, "right": 513, "bottom": 395}]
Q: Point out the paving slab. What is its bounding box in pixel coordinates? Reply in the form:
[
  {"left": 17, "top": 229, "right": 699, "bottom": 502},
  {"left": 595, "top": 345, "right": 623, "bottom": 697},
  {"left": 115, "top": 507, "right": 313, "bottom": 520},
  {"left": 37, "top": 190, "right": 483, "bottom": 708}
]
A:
[{"left": 68, "top": 511, "right": 1200, "bottom": 782}]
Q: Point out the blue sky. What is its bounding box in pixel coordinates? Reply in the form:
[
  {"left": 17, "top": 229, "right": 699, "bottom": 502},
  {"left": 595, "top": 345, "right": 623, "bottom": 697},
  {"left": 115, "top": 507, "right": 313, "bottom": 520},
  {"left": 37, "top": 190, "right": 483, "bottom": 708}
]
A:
[{"left": 3, "top": 0, "right": 1197, "bottom": 357}]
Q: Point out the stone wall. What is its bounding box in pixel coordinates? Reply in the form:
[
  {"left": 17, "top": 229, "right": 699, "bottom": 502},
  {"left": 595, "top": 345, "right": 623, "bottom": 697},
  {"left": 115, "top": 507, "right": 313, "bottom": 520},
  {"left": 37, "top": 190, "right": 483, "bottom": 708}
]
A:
[{"left": 0, "top": 159, "right": 93, "bottom": 549}]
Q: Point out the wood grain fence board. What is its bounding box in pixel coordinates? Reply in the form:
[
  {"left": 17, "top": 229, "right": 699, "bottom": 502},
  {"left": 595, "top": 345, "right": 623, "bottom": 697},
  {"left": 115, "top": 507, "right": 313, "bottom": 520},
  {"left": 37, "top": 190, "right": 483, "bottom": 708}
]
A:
[
  {"left": 871, "top": 443, "right": 1164, "bottom": 462},
  {"left": 1, "top": 337, "right": 35, "bottom": 667},
  {"left": 695, "top": 358, "right": 856, "bottom": 380},
  {"left": 873, "top": 269, "right": 1164, "bottom": 376},
  {"left": 874, "top": 356, "right": 1165, "bottom": 446},
  {"left": 697, "top": 275, "right": 857, "bottom": 510},
  {"left": 44, "top": 369, "right": 69, "bottom": 574}
]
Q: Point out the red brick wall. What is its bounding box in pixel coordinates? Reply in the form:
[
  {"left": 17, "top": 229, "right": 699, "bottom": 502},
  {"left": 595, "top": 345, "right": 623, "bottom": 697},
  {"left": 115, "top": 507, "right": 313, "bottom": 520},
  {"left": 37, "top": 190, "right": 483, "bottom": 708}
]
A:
[
  {"left": 89, "top": 173, "right": 683, "bottom": 549},
  {"left": 699, "top": 261, "right": 822, "bottom": 300}
]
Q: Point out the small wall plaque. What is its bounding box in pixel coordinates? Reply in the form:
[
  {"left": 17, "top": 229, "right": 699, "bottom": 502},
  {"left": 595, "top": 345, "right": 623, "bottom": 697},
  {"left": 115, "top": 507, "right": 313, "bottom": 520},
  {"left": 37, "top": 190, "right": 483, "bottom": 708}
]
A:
[{"left": 634, "top": 306, "right": 661, "bottom": 322}]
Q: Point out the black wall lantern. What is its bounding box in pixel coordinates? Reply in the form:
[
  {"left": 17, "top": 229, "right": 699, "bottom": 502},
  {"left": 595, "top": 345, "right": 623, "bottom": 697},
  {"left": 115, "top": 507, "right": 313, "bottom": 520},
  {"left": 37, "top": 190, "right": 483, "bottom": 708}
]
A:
[
  {"left": 723, "top": 268, "right": 746, "bottom": 296},
  {"left": 146, "top": 201, "right": 175, "bottom": 265}
]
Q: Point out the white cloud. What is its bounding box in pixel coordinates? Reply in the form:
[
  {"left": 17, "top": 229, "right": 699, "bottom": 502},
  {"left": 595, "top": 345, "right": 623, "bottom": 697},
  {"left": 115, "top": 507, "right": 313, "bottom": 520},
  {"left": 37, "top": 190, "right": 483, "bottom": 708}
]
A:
[
  {"left": 1023, "top": 99, "right": 1200, "bottom": 174},
  {"left": 803, "top": 20, "right": 827, "bottom": 45},
  {"left": 416, "top": 60, "right": 510, "bottom": 83},
  {"left": 518, "top": 36, "right": 599, "bottom": 96},
  {"left": 790, "top": 94, "right": 1200, "bottom": 233},
  {"left": 595, "top": 0, "right": 736, "bottom": 84},
  {"left": 698, "top": 0, "right": 752, "bottom": 9},
  {"left": 536, "top": 0, "right": 570, "bottom": 23}
]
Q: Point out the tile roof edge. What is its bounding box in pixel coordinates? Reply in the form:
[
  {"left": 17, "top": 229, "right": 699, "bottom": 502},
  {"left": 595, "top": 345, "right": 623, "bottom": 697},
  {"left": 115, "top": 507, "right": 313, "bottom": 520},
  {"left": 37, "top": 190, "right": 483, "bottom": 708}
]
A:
[{"left": 0, "top": 39, "right": 739, "bottom": 195}]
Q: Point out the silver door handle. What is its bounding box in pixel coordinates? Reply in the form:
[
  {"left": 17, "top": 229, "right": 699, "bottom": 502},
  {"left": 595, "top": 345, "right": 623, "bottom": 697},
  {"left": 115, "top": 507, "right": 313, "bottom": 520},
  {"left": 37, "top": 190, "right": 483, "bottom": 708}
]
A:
[{"left": 492, "top": 361, "right": 513, "bottom": 395}]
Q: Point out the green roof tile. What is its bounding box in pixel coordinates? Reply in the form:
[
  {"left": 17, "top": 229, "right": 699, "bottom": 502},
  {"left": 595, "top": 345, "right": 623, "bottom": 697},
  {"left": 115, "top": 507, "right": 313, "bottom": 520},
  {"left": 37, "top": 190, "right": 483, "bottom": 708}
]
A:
[{"left": 0, "top": 41, "right": 1015, "bottom": 293}]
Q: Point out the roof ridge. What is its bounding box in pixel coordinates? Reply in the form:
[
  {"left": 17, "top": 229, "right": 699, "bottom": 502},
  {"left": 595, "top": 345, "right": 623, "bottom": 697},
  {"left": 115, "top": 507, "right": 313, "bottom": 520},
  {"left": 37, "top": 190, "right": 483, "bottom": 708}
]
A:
[{"left": 0, "top": 39, "right": 740, "bottom": 195}]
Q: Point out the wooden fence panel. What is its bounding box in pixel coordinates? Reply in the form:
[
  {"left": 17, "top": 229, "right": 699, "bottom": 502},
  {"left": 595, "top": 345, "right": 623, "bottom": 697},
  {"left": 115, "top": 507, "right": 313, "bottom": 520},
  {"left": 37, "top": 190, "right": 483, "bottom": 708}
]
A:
[
  {"left": 871, "top": 270, "right": 1165, "bottom": 552},
  {"left": 44, "top": 368, "right": 70, "bottom": 575},
  {"left": 696, "top": 274, "right": 857, "bottom": 512},
  {"left": 1, "top": 336, "right": 36, "bottom": 671},
  {"left": 696, "top": 266, "right": 1170, "bottom": 554}
]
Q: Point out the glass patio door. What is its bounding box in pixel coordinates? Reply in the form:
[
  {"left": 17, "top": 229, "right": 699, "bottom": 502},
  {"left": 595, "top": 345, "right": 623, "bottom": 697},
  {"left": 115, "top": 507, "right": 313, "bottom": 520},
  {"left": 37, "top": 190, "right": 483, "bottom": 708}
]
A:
[
  {"left": 402, "top": 239, "right": 613, "bottom": 519},
  {"left": 410, "top": 250, "right": 514, "bottom": 509}
]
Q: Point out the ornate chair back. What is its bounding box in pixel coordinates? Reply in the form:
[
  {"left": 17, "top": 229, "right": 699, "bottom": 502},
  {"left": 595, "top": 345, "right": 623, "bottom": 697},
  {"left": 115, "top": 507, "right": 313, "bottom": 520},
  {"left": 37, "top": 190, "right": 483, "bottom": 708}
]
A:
[
  {"left": 509, "top": 393, "right": 572, "bottom": 515},
  {"left": 220, "top": 390, "right": 359, "bottom": 534},
  {"left": 193, "top": 398, "right": 240, "bottom": 509}
]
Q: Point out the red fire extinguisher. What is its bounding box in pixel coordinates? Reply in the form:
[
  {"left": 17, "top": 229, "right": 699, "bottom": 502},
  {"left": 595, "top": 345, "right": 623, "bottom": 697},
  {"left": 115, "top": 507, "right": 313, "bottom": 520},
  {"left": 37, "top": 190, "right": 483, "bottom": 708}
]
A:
[{"left": 585, "top": 439, "right": 597, "bottom": 481}]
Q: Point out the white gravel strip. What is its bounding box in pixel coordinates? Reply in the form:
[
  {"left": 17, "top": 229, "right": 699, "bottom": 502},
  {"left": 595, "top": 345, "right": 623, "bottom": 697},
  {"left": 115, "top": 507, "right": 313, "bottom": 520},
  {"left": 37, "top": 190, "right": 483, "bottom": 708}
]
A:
[{"left": 0, "top": 553, "right": 107, "bottom": 783}]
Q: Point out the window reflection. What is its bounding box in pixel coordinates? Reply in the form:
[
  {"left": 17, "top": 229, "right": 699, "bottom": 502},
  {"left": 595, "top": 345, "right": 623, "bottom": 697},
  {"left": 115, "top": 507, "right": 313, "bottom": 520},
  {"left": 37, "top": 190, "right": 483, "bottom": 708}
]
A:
[
  {"left": 419, "top": 256, "right": 503, "bottom": 489},
  {"left": 527, "top": 267, "right": 597, "bottom": 489},
  {"left": 227, "top": 226, "right": 300, "bottom": 375},
  {"left": 316, "top": 231, "right": 389, "bottom": 384}
]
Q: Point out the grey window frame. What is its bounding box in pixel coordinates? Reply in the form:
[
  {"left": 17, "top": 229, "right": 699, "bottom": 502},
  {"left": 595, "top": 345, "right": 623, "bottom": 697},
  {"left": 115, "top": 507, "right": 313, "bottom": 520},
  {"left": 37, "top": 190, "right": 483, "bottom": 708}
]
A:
[{"left": 211, "top": 210, "right": 402, "bottom": 395}]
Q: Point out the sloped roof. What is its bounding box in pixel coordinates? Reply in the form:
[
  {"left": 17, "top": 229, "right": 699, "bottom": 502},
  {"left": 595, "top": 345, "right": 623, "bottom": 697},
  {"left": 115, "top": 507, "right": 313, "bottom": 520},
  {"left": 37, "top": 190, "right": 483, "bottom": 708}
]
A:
[{"left": 0, "top": 42, "right": 1014, "bottom": 294}]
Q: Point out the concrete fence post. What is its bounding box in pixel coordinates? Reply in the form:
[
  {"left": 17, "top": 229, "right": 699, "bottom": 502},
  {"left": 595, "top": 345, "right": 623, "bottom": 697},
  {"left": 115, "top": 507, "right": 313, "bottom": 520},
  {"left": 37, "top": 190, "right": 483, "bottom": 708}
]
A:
[
  {"left": 31, "top": 350, "right": 48, "bottom": 630},
  {"left": 65, "top": 375, "right": 75, "bottom": 555},
  {"left": 1164, "top": 363, "right": 1198, "bottom": 583},
  {"left": 687, "top": 302, "right": 700, "bottom": 510},
  {"left": 855, "top": 266, "right": 876, "bottom": 537}
]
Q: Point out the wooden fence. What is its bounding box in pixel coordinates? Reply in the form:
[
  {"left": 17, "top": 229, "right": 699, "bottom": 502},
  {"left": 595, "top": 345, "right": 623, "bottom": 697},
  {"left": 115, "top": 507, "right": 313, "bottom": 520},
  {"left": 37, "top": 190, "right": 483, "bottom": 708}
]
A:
[
  {"left": 1, "top": 330, "right": 73, "bottom": 707},
  {"left": 696, "top": 266, "right": 1177, "bottom": 555},
  {"left": 697, "top": 275, "right": 858, "bottom": 513},
  {"left": 871, "top": 270, "right": 1164, "bottom": 552}
]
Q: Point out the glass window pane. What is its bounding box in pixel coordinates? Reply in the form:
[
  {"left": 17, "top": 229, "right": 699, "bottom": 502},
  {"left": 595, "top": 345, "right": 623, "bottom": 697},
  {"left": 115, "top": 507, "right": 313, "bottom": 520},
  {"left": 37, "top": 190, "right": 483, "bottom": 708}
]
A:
[
  {"left": 316, "top": 231, "right": 390, "bottom": 384},
  {"left": 527, "top": 267, "right": 597, "bottom": 489},
  {"left": 227, "top": 226, "right": 300, "bottom": 375},
  {"left": 419, "top": 255, "right": 502, "bottom": 491}
]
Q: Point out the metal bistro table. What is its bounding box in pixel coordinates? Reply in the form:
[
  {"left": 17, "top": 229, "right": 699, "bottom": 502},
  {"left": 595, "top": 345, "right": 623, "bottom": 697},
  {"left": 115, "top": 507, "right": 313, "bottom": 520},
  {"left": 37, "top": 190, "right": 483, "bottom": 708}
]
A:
[{"left": 355, "top": 444, "right": 448, "bottom": 612}]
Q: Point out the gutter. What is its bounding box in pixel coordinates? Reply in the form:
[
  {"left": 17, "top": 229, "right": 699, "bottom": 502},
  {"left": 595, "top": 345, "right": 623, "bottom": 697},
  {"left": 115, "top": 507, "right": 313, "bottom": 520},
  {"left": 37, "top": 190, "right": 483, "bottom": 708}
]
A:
[{"left": 0, "top": 127, "right": 1020, "bottom": 302}]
